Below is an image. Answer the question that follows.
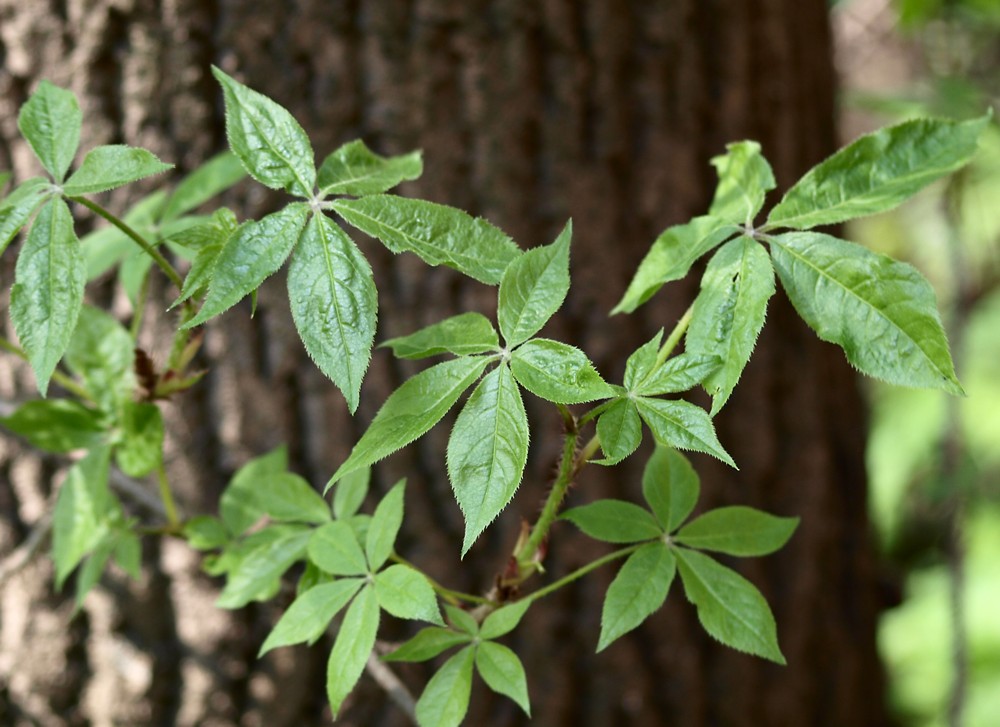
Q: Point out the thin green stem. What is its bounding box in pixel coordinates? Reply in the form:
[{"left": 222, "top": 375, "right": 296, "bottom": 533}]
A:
[
  {"left": 156, "top": 459, "right": 180, "bottom": 531},
  {"left": 390, "top": 554, "right": 493, "bottom": 607},
  {"left": 0, "top": 336, "right": 94, "bottom": 403},
  {"left": 69, "top": 196, "right": 184, "bottom": 291},
  {"left": 130, "top": 273, "right": 152, "bottom": 339},
  {"left": 516, "top": 427, "right": 580, "bottom": 571},
  {"left": 652, "top": 303, "right": 694, "bottom": 371},
  {"left": 526, "top": 543, "right": 642, "bottom": 603}
]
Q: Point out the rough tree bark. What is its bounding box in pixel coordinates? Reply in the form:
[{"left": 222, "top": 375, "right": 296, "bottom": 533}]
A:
[{"left": 0, "top": 1, "right": 889, "bottom": 725}]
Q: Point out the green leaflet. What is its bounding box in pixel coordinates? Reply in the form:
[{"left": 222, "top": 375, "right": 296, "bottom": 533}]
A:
[
  {"left": 113, "top": 529, "right": 141, "bottom": 581},
  {"left": 674, "top": 548, "right": 785, "bottom": 664},
  {"left": 479, "top": 600, "right": 532, "bottom": 639},
  {"left": 686, "top": 237, "right": 775, "bottom": 414},
  {"left": 595, "top": 399, "right": 642, "bottom": 465},
  {"left": 328, "top": 356, "right": 490, "bottom": 489},
  {"left": 444, "top": 604, "right": 479, "bottom": 635},
  {"left": 0, "top": 399, "right": 104, "bottom": 453},
  {"left": 62, "top": 145, "right": 172, "bottom": 195},
  {"left": 1, "top": 178, "right": 51, "bottom": 255},
  {"left": 509, "top": 339, "right": 614, "bottom": 404},
  {"left": 317, "top": 139, "right": 422, "bottom": 197},
  {"left": 52, "top": 445, "right": 113, "bottom": 589},
  {"left": 384, "top": 627, "right": 472, "bottom": 662},
  {"left": 642, "top": 446, "right": 700, "bottom": 533},
  {"left": 613, "top": 215, "right": 736, "bottom": 314},
  {"left": 475, "top": 641, "right": 531, "bottom": 716},
  {"left": 769, "top": 231, "right": 963, "bottom": 395},
  {"left": 184, "top": 203, "right": 310, "bottom": 328},
  {"left": 561, "top": 499, "right": 663, "bottom": 543},
  {"left": 287, "top": 213, "right": 377, "bottom": 413},
  {"left": 598, "top": 542, "right": 676, "bottom": 651},
  {"left": 309, "top": 520, "right": 369, "bottom": 576},
  {"left": 497, "top": 220, "right": 571, "bottom": 347},
  {"left": 162, "top": 151, "right": 247, "bottom": 221},
  {"left": 64, "top": 306, "right": 135, "bottom": 413},
  {"left": 374, "top": 564, "right": 444, "bottom": 624},
  {"left": 240, "top": 472, "right": 331, "bottom": 526},
  {"left": 114, "top": 401, "right": 164, "bottom": 477},
  {"left": 18, "top": 80, "right": 81, "bottom": 182},
  {"left": 259, "top": 578, "right": 363, "bottom": 655},
  {"left": 676, "top": 506, "right": 799, "bottom": 556},
  {"left": 327, "top": 584, "right": 380, "bottom": 717},
  {"left": 333, "top": 467, "right": 370, "bottom": 520},
  {"left": 172, "top": 211, "right": 240, "bottom": 308},
  {"left": 447, "top": 364, "right": 529, "bottom": 555},
  {"left": 622, "top": 330, "right": 662, "bottom": 391},
  {"left": 212, "top": 66, "right": 315, "bottom": 197},
  {"left": 634, "top": 353, "right": 722, "bottom": 397},
  {"left": 635, "top": 398, "right": 736, "bottom": 468},
  {"left": 708, "top": 141, "right": 776, "bottom": 225},
  {"left": 75, "top": 537, "right": 115, "bottom": 606},
  {"left": 381, "top": 312, "right": 500, "bottom": 359},
  {"left": 767, "top": 114, "right": 989, "bottom": 229},
  {"left": 216, "top": 525, "right": 312, "bottom": 608},
  {"left": 10, "top": 198, "right": 85, "bottom": 395},
  {"left": 183, "top": 516, "right": 229, "bottom": 551},
  {"left": 415, "top": 646, "right": 475, "bottom": 727},
  {"left": 219, "top": 447, "right": 289, "bottom": 535},
  {"left": 333, "top": 195, "right": 520, "bottom": 285},
  {"left": 366, "top": 480, "right": 405, "bottom": 570}
]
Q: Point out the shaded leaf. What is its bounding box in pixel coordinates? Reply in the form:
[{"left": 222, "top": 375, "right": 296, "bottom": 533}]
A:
[
  {"left": 0, "top": 399, "right": 104, "bottom": 453},
  {"left": 333, "top": 467, "right": 370, "bottom": 520},
  {"left": 64, "top": 306, "right": 135, "bottom": 413},
  {"left": 216, "top": 525, "right": 311, "bottom": 608},
  {"left": 219, "top": 446, "right": 288, "bottom": 536},
  {"left": 52, "top": 446, "right": 113, "bottom": 589},
  {"left": 327, "top": 585, "right": 380, "bottom": 717},
  {"left": 635, "top": 398, "right": 736, "bottom": 468},
  {"left": 63, "top": 145, "right": 172, "bottom": 195},
  {"left": 1, "top": 177, "right": 50, "bottom": 255},
  {"left": 479, "top": 600, "right": 532, "bottom": 640},
  {"left": 476, "top": 641, "right": 531, "bottom": 715},
  {"left": 642, "top": 446, "right": 700, "bottom": 533},
  {"left": 162, "top": 151, "right": 247, "bottom": 221},
  {"left": 366, "top": 479, "right": 405, "bottom": 570},
  {"left": 595, "top": 399, "right": 642, "bottom": 465},
  {"left": 415, "top": 646, "right": 475, "bottom": 727},
  {"left": 383, "top": 627, "right": 472, "bottom": 662},
  {"left": 561, "top": 499, "right": 663, "bottom": 543},
  {"left": 374, "top": 564, "right": 444, "bottom": 624},
  {"left": 114, "top": 402, "right": 163, "bottom": 477}
]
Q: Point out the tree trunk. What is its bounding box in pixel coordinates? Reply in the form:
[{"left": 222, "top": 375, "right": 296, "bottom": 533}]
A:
[{"left": 0, "top": 1, "right": 888, "bottom": 725}]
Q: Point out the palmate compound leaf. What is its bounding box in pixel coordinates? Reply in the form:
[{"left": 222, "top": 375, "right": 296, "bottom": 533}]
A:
[
  {"left": 598, "top": 542, "right": 676, "bottom": 651},
  {"left": 674, "top": 548, "right": 785, "bottom": 664},
  {"left": 685, "top": 236, "right": 775, "bottom": 414},
  {"left": 475, "top": 641, "right": 531, "bottom": 716},
  {"left": 287, "top": 212, "right": 377, "bottom": 413},
  {"left": 327, "top": 356, "right": 491, "bottom": 491},
  {"left": 708, "top": 141, "right": 776, "bottom": 226},
  {"left": 10, "top": 198, "right": 85, "bottom": 395},
  {"left": 212, "top": 66, "right": 316, "bottom": 197},
  {"left": 769, "top": 231, "right": 963, "bottom": 395},
  {"left": 497, "top": 220, "right": 571, "bottom": 347},
  {"left": 182, "top": 203, "right": 310, "bottom": 329},
  {"left": 447, "top": 363, "right": 529, "bottom": 556},
  {"left": 18, "top": 80, "right": 81, "bottom": 182},
  {"left": 333, "top": 195, "right": 521, "bottom": 285},
  {"left": 635, "top": 398, "right": 736, "bottom": 468},
  {"left": 381, "top": 312, "right": 499, "bottom": 360},
  {"left": 258, "top": 578, "right": 363, "bottom": 656},
  {"left": 612, "top": 215, "right": 737, "bottom": 314},
  {"left": 415, "top": 645, "right": 476, "bottom": 727},
  {"left": 767, "top": 114, "right": 989, "bottom": 230},
  {"left": 327, "top": 584, "right": 380, "bottom": 718},
  {"left": 676, "top": 506, "right": 799, "bottom": 556},
  {"left": 317, "top": 139, "right": 423, "bottom": 197}
]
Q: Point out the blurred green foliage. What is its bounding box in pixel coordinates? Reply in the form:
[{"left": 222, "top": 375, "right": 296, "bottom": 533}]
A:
[{"left": 844, "top": 1, "right": 1000, "bottom": 724}]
